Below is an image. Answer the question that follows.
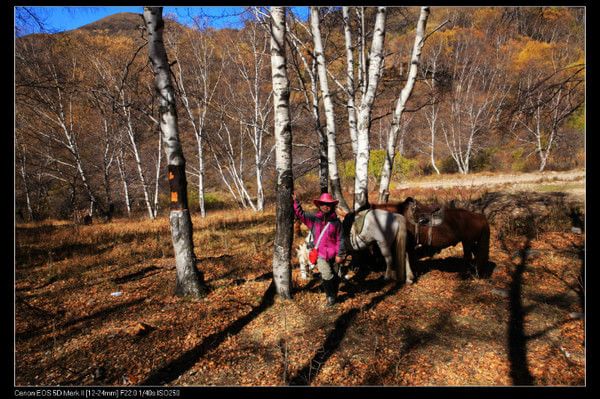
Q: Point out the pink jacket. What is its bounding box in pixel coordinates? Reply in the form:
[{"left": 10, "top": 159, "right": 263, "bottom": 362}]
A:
[{"left": 293, "top": 199, "right": 344, "bottom": 261}]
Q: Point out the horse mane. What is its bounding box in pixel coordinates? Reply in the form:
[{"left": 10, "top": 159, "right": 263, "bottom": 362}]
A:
[{"left": 370, "top": 197, "right": 414, "bottom": 215}]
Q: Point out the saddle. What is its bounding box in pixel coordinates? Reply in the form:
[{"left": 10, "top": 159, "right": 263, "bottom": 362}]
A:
[
  {"left": 415, "top": 204, "right": 444, "bottom": 226},
  {"left": 412, "top": 203, "right": 444, "bottom": 248},
  {"left": 352, "top": 209, "right": 371, "bottom": 236}
]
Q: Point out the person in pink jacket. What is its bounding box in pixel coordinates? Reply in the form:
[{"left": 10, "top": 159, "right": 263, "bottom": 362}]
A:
[{"left": 293, "top": 192, "right": 346, "bottom": 306}]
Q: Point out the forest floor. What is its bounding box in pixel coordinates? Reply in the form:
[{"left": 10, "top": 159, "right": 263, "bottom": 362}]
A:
[{"left": 14, "top": 169, "right": 585, "bottom": 387}]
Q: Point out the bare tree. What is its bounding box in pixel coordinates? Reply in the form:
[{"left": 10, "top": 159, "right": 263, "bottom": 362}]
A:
[
  {"left": 143, "top": 6, "right": 208, "bottom": 298},
  {"left": 419, "top": 31, "right": 447, "bottom": 175},
  {"left": 378, "top": 7, "right": 429, "bottom": 203},
  {"left": 116, "top": 145, "right": 132, "bottom": 217},
  {"left": 15, "top": 135, "right": 34, "bottom": 221},
  {"left": 238, "top": 21, "right": 273, "bottom": 212},
  {"left": 17, "top": 43, "right": 100, "bottom": 217},
  {"left": 169, "top": 23, "right": 224, "bottom": 217},
  {"left": 209, "top": 19, "right": 275, "bottom": 212},
  {"left": 88, "top": 45, "right": 159, "bottom": 219},
  {"left": 310, "top": 6, "right": 350, "bottom": 212},
  {"left": 270, "top": 6, "right": 294, "bottom": 299},
  {"left": 287, "top": 14, "right": 328, "bottom": 193},
  {"left": 513, "top": 54, "right": 584, "bottom": 171},
  {"left": 441, "top": 28, "right": 511, "bottom": 174}
]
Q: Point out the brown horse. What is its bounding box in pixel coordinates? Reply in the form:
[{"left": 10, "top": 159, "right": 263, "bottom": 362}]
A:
[{"left": 371, "top": 197, "right": 490, "bottom": 277}]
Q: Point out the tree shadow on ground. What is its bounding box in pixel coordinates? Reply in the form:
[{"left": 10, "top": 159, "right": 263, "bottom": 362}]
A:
[
  {"left": 506, "top": 239, "right": 535, "bottom": 385},
  {"left": 112, "top": 266, "right": 161, "bottom": 284},
  {"left": 16, "top": 297, "right": 147, "bottom": 345},
  {"left": 414, "top": 257, "right": 497, "bottom": 280},
  {"left": 498, "top": 208, "right": 537, "bottom": 385},
  {"left": 141, "top": 281, "right": 276, "bottom": 385},
  {"left": 288, "top": 279, "right": 402, "bottom": 385}
]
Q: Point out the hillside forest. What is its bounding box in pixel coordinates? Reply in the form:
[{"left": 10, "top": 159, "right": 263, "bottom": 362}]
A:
[{"left": 15, "top": 7, "right": 584, "bottom": 221}]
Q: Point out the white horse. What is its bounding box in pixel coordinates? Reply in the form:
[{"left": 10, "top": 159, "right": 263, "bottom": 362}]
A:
[{"left": 341, "top": 208, "right": 414, "bottom": 284}]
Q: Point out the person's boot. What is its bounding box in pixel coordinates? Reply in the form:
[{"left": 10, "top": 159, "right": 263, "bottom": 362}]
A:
[{"left": 323, "top": 276, "right": 339, "bottom": 307}]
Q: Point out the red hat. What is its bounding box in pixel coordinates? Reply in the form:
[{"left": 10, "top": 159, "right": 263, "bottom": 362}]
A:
[{"left": 313, "top": 192, "right": 339, "bottom": 207}]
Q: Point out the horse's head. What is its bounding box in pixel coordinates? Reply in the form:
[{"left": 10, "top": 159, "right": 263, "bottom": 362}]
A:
[
  {"left": 340, "top": 210, "right": 356, "bottom": 255},
  {"left": 398, "top": 197, "right": 417, "bottom": 222}
]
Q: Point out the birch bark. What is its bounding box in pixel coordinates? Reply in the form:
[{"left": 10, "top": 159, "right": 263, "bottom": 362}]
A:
[
  {"left": 144, "top": 6, "right": 208, "bottom": 298},
  {"left": 342, "top": 7, "right": 359, "bottom": 156},
  {"left": 378, "top": 7, "right": 429, "bottom": 203},
  {"left": 310, "top": 7, "right": 350, "bottom": 212},
  {"left": 354, "top": 7, "right": 387, "bottom": 209},
  {"left": 270, "top": 6, "right": 294, "bottom": 299}
]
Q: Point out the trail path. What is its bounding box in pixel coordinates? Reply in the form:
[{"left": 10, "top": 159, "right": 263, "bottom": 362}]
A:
[{"left": 397, "top": 169, "right": 585, "bottom": 200}]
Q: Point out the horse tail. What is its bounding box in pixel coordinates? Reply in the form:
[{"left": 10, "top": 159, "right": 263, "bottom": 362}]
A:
[{"left": 393, "top": 214, "right": 407, "bottom": 283}]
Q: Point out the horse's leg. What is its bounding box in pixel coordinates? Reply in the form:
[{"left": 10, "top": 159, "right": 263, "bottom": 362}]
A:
[
  {"left": 462, "top": 241, "right": 474, "bottom": 263},
  {"left": 475, "top": 224, "right": 491, "bottom": 278},
  {"left": 394, "top": 215, "right": 412, "bottom": 284},
  {"left": 378, "top": 241, "right": 396, "bottom": 281},
  {"left": 404, "top": 255, "right": 414, "bottom": 284}
]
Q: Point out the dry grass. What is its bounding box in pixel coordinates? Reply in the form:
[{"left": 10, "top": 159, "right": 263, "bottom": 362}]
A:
[{"left": 15, "top": 188, "right": 585, "bottom": 387}]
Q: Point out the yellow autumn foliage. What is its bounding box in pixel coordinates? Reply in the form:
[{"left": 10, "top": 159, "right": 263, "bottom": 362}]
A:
[{"left": 512, "top": 39, "right": 556, "bottom": 72}]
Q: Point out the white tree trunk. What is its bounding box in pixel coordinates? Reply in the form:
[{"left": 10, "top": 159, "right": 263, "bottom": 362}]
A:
[
  {"left": 270, "top": 6, "right": 294, "bottom": 299},
  {"left": 342, "top": 7, "right": 359, "bottom": 156},
  {"left": 422, "top": 39, "right": 444, "bottom": 175},
  {"left": 354, "top": 7, "right": 387, "bottom": 209},
  {"left": 116, "top": 152, "right": 131, "bottom": 217},
  {"left": 144, "top": 6, "right": 207, "bottom": 298},
  {"left": 378, "top": 7, "right": 429, "bottom": 203},
  {"left": 121, "top": 102, "right": 155, "bottom": 219},
  {"left": 287, "top": 26, "right": 329, "bottom": 193},
  {"left": 197, "top": 133, "right": 206, "bottom": 217},
  {"left": 17, "top": 142, "right": 34, "bottom": 221},
  {"left": 310, "top": 7, "right": 350, "bottom": 211},
  {"left": 153, "top": 126, "right": 162, "bottom": 218},
  {"left": 358, "top": 7, "right": 367, "bottom": 99}
]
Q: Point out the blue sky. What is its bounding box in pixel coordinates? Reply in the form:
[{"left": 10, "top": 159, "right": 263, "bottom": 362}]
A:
[{"left": 15, "top": 6, "right": 309, "bottom": 35}]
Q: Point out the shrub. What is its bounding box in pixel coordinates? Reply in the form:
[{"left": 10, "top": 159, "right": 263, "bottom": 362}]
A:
[
  {"left": 188, "top": 190, "right": 228, "bottom": 211},
  {"left": 440, "top": 155, "right": 459, "bottom": 173},
  {"left": 510, "top": 148, "right": 537, "bottom": 172},
  {"left": 470, "top": 147, "right": 499, "bottom": 172},
  {"left": 343, "top": 149, "right": 420, "bottom": 181}
]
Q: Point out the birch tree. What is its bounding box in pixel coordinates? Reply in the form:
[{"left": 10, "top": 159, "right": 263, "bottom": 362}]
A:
[
  {"left": 510, "top": 28, "right": 584, "bottom": 172},
  {"left": 207, "top": 22, "right": 274, "bottom": 212},
  {"left": 227, "top": 22, "right": 273, "bottom": 212},
  {"left": 16, "top": 44, "right": 101, "bottom": 217},
  {"left": 354, "top": 6, "right": 387, "bottom": 209},
  {"left": 15, "top": 135, "right": 34, "bottom": 221},
  {"left": 378, "top": 7, "right": 429, "bottom": 203},
  {"left": 419, "top": 31, "right": 448, "bottom": 176},
  {"left": 170, "top": 25, "right": 223, "bottom": 217},
  {"left": 342, "top": 7, "right": 359, "bottom": 156},
  {"left": 270, "top": 6, "right": 294, "bottom": 299},
  {"left": 287, "top": 15, "right": 328, "bottom": 193},
  {"left": 116, "top": 144, "right": 132, "bottom": 217},
  {"left": 88, "top": 45, "right": 158, "bottom": 219},
  {"left": 310, "top": 7, "right": 350, "bottom": 212},
  {"left": 143, "top": 6, "right": 208, "bottom": 298},
  {"left": 442, "top": 28, "right": 511, "bottom": 174}
]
